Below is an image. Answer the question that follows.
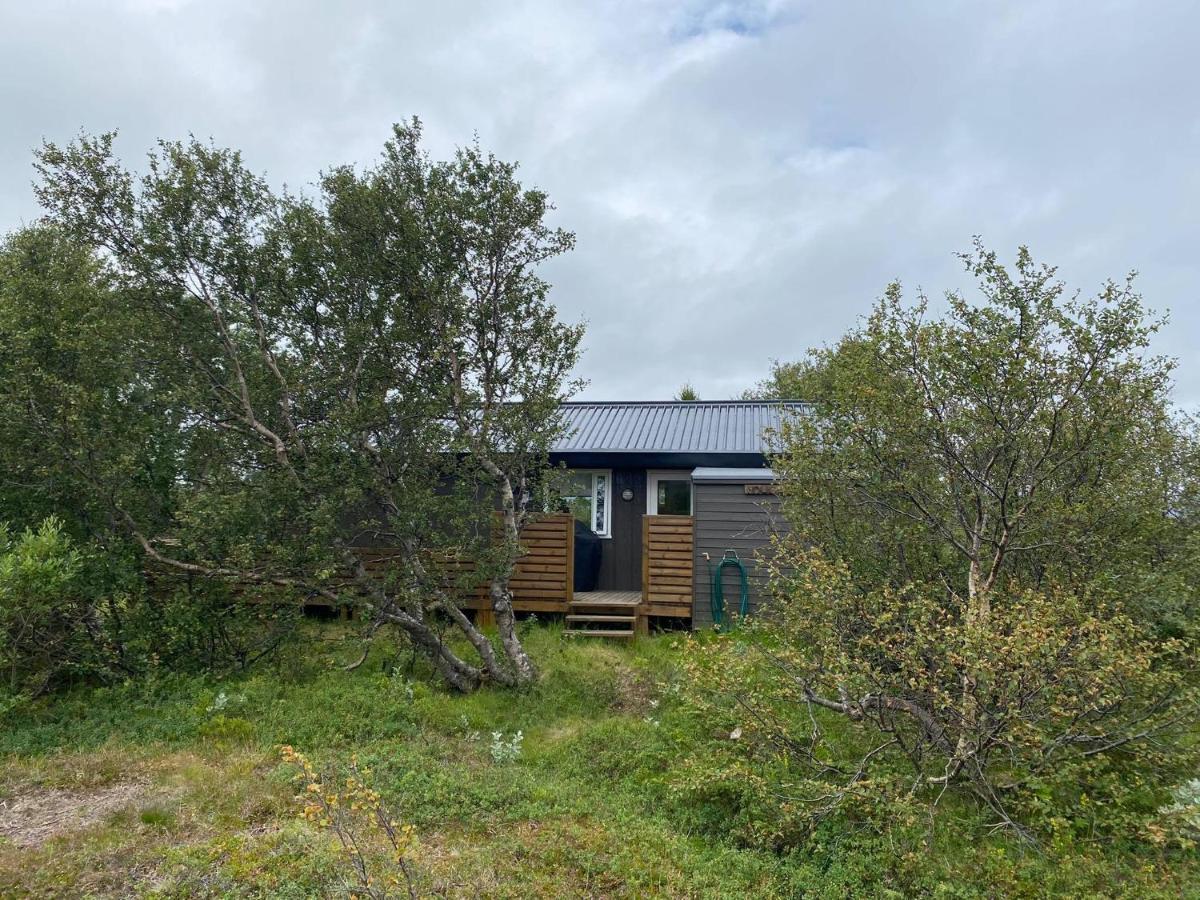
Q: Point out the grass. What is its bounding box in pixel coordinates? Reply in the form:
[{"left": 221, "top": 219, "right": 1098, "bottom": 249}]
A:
[{"left": 0, "top": 623, "right": 1195, "bottom": 898}]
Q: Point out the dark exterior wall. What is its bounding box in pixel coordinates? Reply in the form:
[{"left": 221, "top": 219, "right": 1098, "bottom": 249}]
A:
[
  {"left": 691, "top": 483, "right": 785, "bottom": 627},
  {"left": 595, "top": 467, "right": 646, "bottom": 590}
]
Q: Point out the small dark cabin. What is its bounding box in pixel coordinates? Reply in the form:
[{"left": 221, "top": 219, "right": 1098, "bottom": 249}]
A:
[{"left": 495, "top": 400, "right": 803, "bottom": 636}]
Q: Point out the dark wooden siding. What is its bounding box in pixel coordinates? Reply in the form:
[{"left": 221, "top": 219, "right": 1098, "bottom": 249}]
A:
[
  {"left": 596, "top": 467, "right": 646, "bottom": 590},
  {"left": 691, "top": 483, "right": 785, "bottom": 627}
]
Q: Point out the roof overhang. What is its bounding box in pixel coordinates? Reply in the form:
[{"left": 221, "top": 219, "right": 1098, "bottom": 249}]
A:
[
  {"left": 551, "top": 451, "right": 770, "bottom": 469},
  {"left": 690, "top": 466, "right": 777, "bottom": 484}
]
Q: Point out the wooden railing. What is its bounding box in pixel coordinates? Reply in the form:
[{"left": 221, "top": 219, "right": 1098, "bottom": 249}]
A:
[
  {"left": 641, "top": 514, "right": 694, "bottom": 620},
  {"left": 500, "top": 513, "right": 575, "bottom": 611},
  {"left": 354, "top": 513, "right": 575, "bottom": 623}
]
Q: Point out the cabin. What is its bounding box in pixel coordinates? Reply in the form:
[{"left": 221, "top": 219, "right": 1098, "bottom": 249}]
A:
[{"left": 467, "top": 400, "right": 803, "bottom": 637}]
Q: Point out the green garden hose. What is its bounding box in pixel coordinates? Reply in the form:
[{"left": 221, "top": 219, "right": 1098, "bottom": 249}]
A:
[{"left": 708, "top": 550, "right": 750, "bottom": 628}]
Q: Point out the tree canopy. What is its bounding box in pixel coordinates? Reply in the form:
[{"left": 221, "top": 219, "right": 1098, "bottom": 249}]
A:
[
  {"left": 683, "top": 242, "right": 1199, "bottom": 843},
  {"left": 3, "top": 121, "right": 583, "bottom": 691}
]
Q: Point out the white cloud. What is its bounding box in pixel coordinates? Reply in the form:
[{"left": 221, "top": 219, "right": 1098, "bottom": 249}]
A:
[{"left": 1, "top": 0, "right": 1197, "bottom": 405}]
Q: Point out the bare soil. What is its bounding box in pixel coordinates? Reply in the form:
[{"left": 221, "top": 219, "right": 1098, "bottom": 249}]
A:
[{"left": 0, "top": 780, "right": 149, "bottom": 848}]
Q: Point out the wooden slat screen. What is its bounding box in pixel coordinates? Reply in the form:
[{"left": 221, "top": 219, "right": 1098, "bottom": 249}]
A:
[
  {"left": 641, "top": 514, "right": 694, "bottom": 617},
  {"left": 352, "top": 513, "right": 574, "bottom": 613},
  {"left": 506, "top": 514, "right": 574, "bottom": 606}
]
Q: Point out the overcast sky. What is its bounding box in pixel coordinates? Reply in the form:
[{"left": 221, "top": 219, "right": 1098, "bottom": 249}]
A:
[{"left": 2, "top": 1, "right": 1197, "bottom": 405}]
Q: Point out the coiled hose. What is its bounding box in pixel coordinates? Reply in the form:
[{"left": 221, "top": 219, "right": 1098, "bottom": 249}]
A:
[{"left": 707, "top": 550, "right": 750, "bottom": 628}]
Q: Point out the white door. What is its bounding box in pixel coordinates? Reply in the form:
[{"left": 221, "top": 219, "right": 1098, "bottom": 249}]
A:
[{"left": 646, "top": 470, "right": 693, "bottom": 516}]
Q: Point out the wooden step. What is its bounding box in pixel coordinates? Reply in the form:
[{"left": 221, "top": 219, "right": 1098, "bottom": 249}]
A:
[
  {"left": 565, "top": 614, "right": 636, "bottom": 623},
  {"left": 569, "top": 600, "right": 640, "bottom": 608},
  {"left": 563, "top": 629, "right": 634, "bottom": 638}
]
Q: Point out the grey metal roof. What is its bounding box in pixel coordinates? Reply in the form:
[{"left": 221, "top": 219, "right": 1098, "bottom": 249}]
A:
[
  {"left": 691, "top": 466, "right": 777, "bottom": 483},
  {"left": 553, "top": 401, "right": 808, "bottom": 454}
]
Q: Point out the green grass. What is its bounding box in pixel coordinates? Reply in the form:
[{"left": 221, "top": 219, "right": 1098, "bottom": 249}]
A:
[{"left": 0, "top": 623, "right": 1195, "bottom": 898}]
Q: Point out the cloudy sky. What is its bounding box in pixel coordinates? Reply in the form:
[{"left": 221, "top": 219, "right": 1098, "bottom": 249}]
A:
[{"left": 2, "top": 1, "right": 1197, "bottom": 405}]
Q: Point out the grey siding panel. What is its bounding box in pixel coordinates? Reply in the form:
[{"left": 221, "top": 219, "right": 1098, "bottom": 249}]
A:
[
  {"left": 691, "top": 483, "right": 786, "bottom": 627},
  {"left": 595, "top": 467, "right": 645, "bottom": 591}
]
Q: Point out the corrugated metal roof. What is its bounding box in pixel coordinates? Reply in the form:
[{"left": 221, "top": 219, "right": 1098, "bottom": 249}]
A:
[{"left": 553, "top": 401, "right": 808, "bottom": 454}]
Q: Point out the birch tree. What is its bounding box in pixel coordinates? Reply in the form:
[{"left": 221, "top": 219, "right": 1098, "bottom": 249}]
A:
[
  {"left": 28, "top": 121, "right": 581, "bottom": 691},
  {"left": 682, "top": 242, "right": 1199, "bottom": 840}
]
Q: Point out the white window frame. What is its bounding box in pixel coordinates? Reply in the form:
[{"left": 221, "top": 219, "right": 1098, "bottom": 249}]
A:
[
  {"left": 646, "top": 469, "right": 694, "bottom": 516},
  {"left": 563, "top": 469, "right": 612, "bottom": 538}
]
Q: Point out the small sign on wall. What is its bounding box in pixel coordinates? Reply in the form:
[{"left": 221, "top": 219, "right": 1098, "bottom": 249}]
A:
[{"left": 744, "top": 484, "right": 777, "bottom": 495}]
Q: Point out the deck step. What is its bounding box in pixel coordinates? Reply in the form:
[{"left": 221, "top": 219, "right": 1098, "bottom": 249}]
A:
[
  {"left": 565, "top": 614, "right": 636, "bottom": 623},
  {"left": 563, "top": 628, "right": 634, "bottom": 638}
]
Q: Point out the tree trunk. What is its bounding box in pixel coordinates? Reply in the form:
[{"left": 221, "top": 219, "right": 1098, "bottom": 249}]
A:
[
  {"left": 489, "top": 576, "right": 537, "bottom": 685},
  {"left": 966, "top": 556, "right": 992, "bottom": 625},
  {"left": 956, "top": 555, "right": 992, "bottom": 768},
  {"left": 439, "top": 600, "right": 517, "bottom": 688},
  {"left": 349, "top": 546, "right": 495, "bottom": 693},
  {"left": 489, "top": 472, "right": 539, "bottom": 686},
  {"left": 388, "top": 610, "right": 483, "bottom": 693}
]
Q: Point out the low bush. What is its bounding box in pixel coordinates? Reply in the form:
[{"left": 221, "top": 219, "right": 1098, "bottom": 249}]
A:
[
  {"left": 0, "top": 517, "right": 303, "bottom": 707},
  {"left": 0, "top": 517, "right": 94, "bottom": 697}
]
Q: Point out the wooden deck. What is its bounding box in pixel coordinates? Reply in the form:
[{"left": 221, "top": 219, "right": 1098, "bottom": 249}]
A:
[
  {"left": 565, "top": 590, "right": 642, "bottom": 638},
  {"left": 350, "top": 514, "right": 695, "bottom": 636},
  {"left": 524, "top": 514, "right": 697, "bottom": 638},
  {"left": 461, "top": 514, "right": 575, "bottom": 621},
  {"left": 352, "top": 514, "right": 576, "bottom": 628},
  {"left": 570, "top": 590, "right": 641, "bottom": 606},
  {"left": 568, "top": 512, "right": 696, "bottom": 639}
]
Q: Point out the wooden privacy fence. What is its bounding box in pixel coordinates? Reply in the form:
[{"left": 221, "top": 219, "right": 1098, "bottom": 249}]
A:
[
  {"left": 146, "top": 515, "right": 575, "bottom": 626},
  {"left": 641, "top": 514, "right": 694, "bottom": 619},
  {"left": 487, "top": 513, "right": 574, "bottom": 614},
  {"left": 353, "top": 513, "right": 575, "bottom": 621}
]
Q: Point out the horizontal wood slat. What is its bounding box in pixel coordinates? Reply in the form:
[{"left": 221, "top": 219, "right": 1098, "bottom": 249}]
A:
[
  {"left": 642, "top": 602, "right": 693, "bottom": 617},
  {"left": 642, "top": 514, "right": 694, "bottom": 622},
  {"left": 352, "top": 513, "right": 573, "bottom": 615}
]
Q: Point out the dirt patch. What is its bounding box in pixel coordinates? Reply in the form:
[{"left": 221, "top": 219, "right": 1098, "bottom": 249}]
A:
[
  {"left": 611, "top": 662, "right": 655, "bottom": 713},
  {"left": 0, "top": 780, "right": 150, "bottom": 849}
]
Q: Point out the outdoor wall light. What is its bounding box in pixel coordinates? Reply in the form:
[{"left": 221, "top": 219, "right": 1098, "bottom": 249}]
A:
[{"left": 621, "top": 488, "right": 634, "bottom": 501}]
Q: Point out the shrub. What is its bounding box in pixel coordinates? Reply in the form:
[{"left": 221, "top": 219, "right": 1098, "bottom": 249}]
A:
[
  {"left": 688, "top": 244, "right": 1200, "bottom": 848},
  {"left": 681, "top": 552, "right": 1199, "bottom": 845},
  {"left": 0, "top": 516, "right": 303, "bottom": 702},
  {"left": 281, "top": 745, "right": 419, "bottom": 898},
  {"left": 0, "top": 517, "right": 90, "bottom": 695},
  {"left": 198, "top": 714, "right": 256, "bottom": 745},
  {"left": 489, "top": 730, "right": 524, "bottom": 764},
  {"left": 118, "top": 574, "right": 302, "bottom": 676}
]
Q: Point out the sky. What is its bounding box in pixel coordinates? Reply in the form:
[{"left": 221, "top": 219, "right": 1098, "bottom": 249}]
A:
[{"left": 1, "top": 0, "right": 1197, "bottom": 405}]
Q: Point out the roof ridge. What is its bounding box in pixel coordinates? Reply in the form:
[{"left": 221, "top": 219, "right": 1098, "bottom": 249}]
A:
[{"left": 559, "top": 399, "right": 808, "bottom": 406}]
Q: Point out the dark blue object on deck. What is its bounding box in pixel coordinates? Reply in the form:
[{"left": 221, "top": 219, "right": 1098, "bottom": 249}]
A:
[{"left": 573, "top": 519, "right": 601, "bottom": 592}]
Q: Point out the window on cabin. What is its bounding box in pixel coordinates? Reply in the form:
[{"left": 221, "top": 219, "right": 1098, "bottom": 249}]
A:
[
  {"left": 557, "top": 469, "right": 611, "bottom": 537},
  {"left": 647, "top": 470, "right": 693, "bottom": 516},
  {"left": 656, "top": 479, "right": 691, "bottom": 515}
]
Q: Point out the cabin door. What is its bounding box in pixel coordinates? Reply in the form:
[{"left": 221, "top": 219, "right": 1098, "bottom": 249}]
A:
[{"left": 646, "top": 470, "right": 693, "bottom": 516}]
